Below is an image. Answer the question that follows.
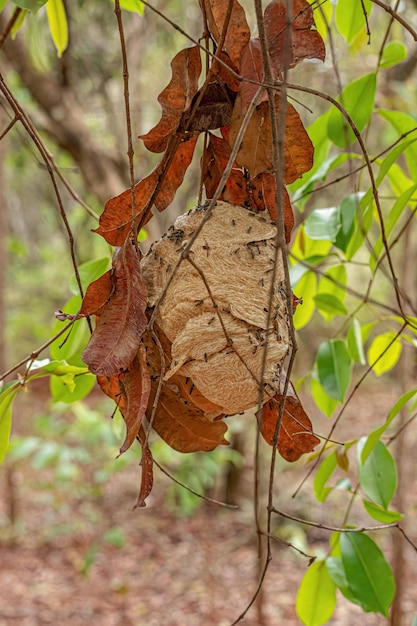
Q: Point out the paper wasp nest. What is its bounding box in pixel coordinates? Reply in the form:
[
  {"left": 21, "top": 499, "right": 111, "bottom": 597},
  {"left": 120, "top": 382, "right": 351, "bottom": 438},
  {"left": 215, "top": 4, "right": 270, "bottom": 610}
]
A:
[{"left": 141, "top": 202, "right": 291, "bottom": 417}]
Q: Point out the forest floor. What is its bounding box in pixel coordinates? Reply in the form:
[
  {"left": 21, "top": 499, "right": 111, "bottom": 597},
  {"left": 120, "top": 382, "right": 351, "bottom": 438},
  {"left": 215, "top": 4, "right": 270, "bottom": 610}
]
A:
[{"left": 0, "top": 383, "right": 417, "bottom": 626}]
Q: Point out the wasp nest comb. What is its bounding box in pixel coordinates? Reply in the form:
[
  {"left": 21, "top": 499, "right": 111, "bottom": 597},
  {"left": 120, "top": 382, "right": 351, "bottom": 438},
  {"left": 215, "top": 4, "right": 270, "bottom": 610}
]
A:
[{"left": 141, "top": 201, "right": 292, "bottom": 417}]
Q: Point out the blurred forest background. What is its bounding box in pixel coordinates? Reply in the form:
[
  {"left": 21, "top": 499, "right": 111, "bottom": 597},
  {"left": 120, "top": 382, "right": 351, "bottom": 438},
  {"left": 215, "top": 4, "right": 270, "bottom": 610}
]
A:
[{"left": 1, "top": 0, "right": 417, "bottom": 625}]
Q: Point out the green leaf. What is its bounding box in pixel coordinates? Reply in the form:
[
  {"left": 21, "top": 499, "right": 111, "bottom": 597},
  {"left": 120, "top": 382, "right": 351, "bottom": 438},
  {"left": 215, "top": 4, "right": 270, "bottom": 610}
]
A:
[
  {"left": 360, "top": 387, "right": 417, "bottom": 462},
  {"left": 347, "top": 319, "right": 366, "bottom": 365},
  {"left": 317, "top": 265, "right": 347, "bottom": 322},
  {"left": 314, "top": 451, "right": 337, "bottom": 502},
  {"left": 113, "top": 0, "right": 145, "bottom": 14},
  {"left": 327, "top": 73, "right": 377, "bottom": 147},
  {"left": 0, "top": 385, "right": 20, "bottom": 464},
  {"left": 334, "top": 194, "right": 360, "bottom": 252},
  {"left": 11, "top": 6, "right": 26, "bottom": 35},
  {"left": 293, "top": 271, "right": 317, "bottom": 330},
  {"left": 50, "top": 371, "right": 96, "bottom": 404},
  {"left": 311, "top": 376, "right": 339, "bottom": 418},
  {"left": 11, "top": 0, "right": 46, "bottom": 10},
  {"left": 357, "top": 438, "right": 397, "bottom": 508},
  {"left": 379, "top": 41, "right": 407, "bottom": 69},
  {"left": 335, "top": 0, "right": 372, "bottom": 42},
  {"left": 46, "top": 0, "right": 68, "bottom": 57},
  {"left": 304, "top": 207, "right": 340, "bottom": 241},
  {"left": 0, "top": 0, "right": 8, "bottom": 11},
  {"left": 367, "top": 332, "right": 402, "bottom": 376},
  {"left": 296, "top": 561, "right": 337, "bottom": 626},
  {"left": 317, "top": 340, "right": 352, "bottom": 402},
  {"left": 377, "top": 110, "right": 417, "bottom": 181},
  {"left": 345, "top": 197, "right": 373, "bottom": 260},
  {"left": 69, "top": 258, "right": 110, "bottom": 295},
  {"left": 340, "top": 532, "right": 395, "bottom": 616},
  {"left": 370, "top": 183, "right": 417, "bottom": 273},
  {"left": 314, "top": 293, "right": 347, "bottom": 317},
  {"left": 362, "top": 500, "right": 403, "bottom": 523},
  {"left": 326, "top": 557, "right": 356, "bottom": 603}
]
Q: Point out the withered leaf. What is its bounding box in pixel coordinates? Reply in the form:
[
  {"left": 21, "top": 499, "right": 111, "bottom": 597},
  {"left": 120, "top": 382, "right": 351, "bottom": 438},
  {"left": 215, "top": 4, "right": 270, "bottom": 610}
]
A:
[
  {"left": 82, "top": 235, "right": 148, "bottom": 376},
  {"left": 143, "top": 326, "right": 228, "bottom": 452},
  {"left": 264, "top": 0, "right": 325, "bottom": 73},
  {"left": 94, "top": 137, "right": 197, "bottom": 246},
  {"left": 201, "top": 133, "right": 247, "bottom": 205},
  {"left": 97, "top": 372, "right": 126, "bottom": 411},
  {"left": 239, "top": 39, "right": 266, "bottom": 109},
  {"left": 260, "top": 385, "right": 319, "bottom": 462},
  {"left": 119, "top": 344, "right": 151, "bottom": 454},
  {"left": 186, "top": 82, "right": 235, "bottom": 132},
  {"left": 229, "top": 96, "right": 314, "bottom": 183},
  {"left": 249, "top": 174, "right": 294, "bottom": 242},
  {"left": 136, "top": 426, "right": 154, "bottom": 508},
  {"left": 211, "top": 52, "right": 240, "bottom": 92},
  {"left": 149, "top": 385, "right": 229, "bottom": 452},
  {"left": 78, "top": 270, "right": 113, "bottom": 317},
  {"left": 139, "top": 46, "right": 202, "bottom": 153},
  {"left": 200, "top": 0, "right": 250, "bottom": 70}
]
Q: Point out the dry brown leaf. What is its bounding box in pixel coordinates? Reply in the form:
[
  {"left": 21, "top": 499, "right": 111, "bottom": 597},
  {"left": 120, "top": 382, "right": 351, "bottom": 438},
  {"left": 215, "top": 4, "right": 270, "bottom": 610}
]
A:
[
  {"left": 94, "top": 137, "right": 197, "bottom": 246},
  {"left": 82, "top": 235, "right": 148, "bottom": 376},
  {"left": 139, "top": 46, "right": 202, "bottom": 153},
  {"left": 260, "top": 385, "right": 320, "bottom": 461},
  {"left": 229, "top": 96, "right": 314, "bottom": 183},
  {"left": 186, "top": 82, "right": 235, "bottom": 132},
  {"left": 199, "top": 0, "right": 250, "bottom": 70},
  {"left": 97, "top": 373, "right": 126, "bottom": 412},
  {"left": 78, "top": 270, "right": 113, "bottom": 317},
  {"left": 264, "top": 0, "right": 325, "bottom": 73},
  {"left": 201, "top": 133, "right": 247, "bottom": 205},
  {"left": 148, "top": 385, "right": 229, "bottom": 453},
  {"left": 119, "top": 344, "right": 151, "bottom": 454},
  {"left": 136, "top": 426, "right": 154, "bottom": 508},
  {"left": 249, "top": 174, "right": 294, "bottom": 241},
  {"left": 239, "top": 39, "right": 266, "bottom": 110}
]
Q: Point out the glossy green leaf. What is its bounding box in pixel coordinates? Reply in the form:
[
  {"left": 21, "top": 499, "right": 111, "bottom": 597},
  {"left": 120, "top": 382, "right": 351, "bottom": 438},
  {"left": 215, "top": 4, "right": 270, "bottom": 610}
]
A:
[
  {"left": 335, "top": 0, "right": 372, "bottom": 42},
  {"left": 0, "top": 384, "right": 20, "bottom": 464},
  {"left": 334, "top": 194, "right": 362, "bottom": 252},
  {"left": 296, "top": 561, "right": 337, "bottom": 626},
  {"left": 340, "top": 532, "right": 395, "bottom": 616},
  {"left": 304, "top": 207, "right": 340, "bottom": 241},
  {"left": 367, "top": 332, "right": 402, "bottom": 376},
  {"left": 361, "top": 387, "right": 417, "bottom": 462},
  {"left": 326, "top": 557, "right": 356, "bottom": 603},
  {"left": 345, "top": 198, "right": 373, "bottom": 260},
  {"left": 317, "top": 265, "right": 347, "bottom": 322},
  {"left": 113, "top": 0, "right": 145, "bottom": 14},
  {"left": 357, "top": 438, "right": 397, "bottom": 508},
  {"left": 11, "top": 0, "right": 46, "bottom": 10},
  {"left": 313, "top": 0, "right": 332, "bottom": 41},
  {"left": 314, "top": 451, "right": 337, "bottom": 502},
  {"left": 11, "top": 6, "right": 26, "bottom": 36},
  {"left": 377, "top": 110, "right": 417, "bottom": 181},
  {"left": 311, "top": 376, "right": 339, "bottom": 418},
  {"left": 327, "top": 73, "right": 376, "bottom": 147},
  {"left": 293, "top": 271, "right": 317, "bottom": 330},
  {"left": 314, "top": 293, "right": 347, "bottom": 317},
  {"left": 317, "top": 340, "right": 352, "bottom": 402},
  {"left": 370, "top": 183, "right": 417, "bottom": 273},
  {"left": 379, "top": 41, "right": 407, "bottom": 69},
  {"left": 347, "top": 319, "right": 366, "bottom": 365},
  {"left": 362, "top": 500, "right": 403, "bottom": 523},
  {"left": 50, "top": 371, "right": 96, "bottom": 404},
  {"left": 46, "top": 0, "right": 68, "bottom": 57},
  {"left": 69, "top": 258, "right": 110, "bottom": 295}
]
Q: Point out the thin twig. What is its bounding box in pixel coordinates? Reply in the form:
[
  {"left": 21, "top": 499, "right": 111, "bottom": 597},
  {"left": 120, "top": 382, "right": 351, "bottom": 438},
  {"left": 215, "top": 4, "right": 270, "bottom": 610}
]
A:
[{"left": 272, "top": 506, "right": 399, "bottom": 532}]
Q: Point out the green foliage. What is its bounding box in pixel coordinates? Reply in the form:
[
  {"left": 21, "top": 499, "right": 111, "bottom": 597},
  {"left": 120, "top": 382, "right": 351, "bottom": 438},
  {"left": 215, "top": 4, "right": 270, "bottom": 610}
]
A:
[{"left": 296, "top": 560, "right": 336, "bottom": 626}]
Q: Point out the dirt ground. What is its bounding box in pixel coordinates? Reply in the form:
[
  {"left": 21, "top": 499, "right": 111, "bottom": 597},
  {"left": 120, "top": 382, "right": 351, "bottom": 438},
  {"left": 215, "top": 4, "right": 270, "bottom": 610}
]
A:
[{"left": 0, "top": 385, "right": 416, "bottom": 626}]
